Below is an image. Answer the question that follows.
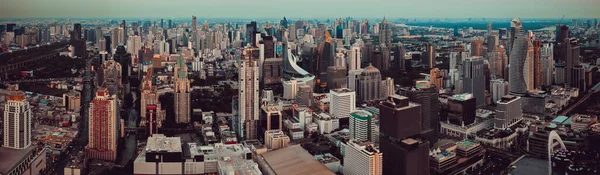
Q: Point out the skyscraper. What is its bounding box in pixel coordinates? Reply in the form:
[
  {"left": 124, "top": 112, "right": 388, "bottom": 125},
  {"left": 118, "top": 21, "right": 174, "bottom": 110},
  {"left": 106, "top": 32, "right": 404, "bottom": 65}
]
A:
[
  {"left": 3, "top": 92, "right": 31, "bottom": 149},
  {"left": 399, "top": 86, "right": 440, "bottom": 145},
  {"left": 86, "top": 88, "right": 119, "bottom": 161},
  {"left": 470, "top": 39, "right": 483, "bottom": 57},
  {"left": 174, "top": 57, "right": 191, "bottom": 124},
  {"left": 525, "top": 41, "right": 535, "bottom": 91},
  {"left": 489, "top": 45, "right": 507, "bottom": 79},
  {"left": 379, "top": 95, "right": 430, "bottom": 175},
  {"left": 359, "top": 65, "right": 382, "bottom": 101},
  {"left": 508, "top": 18, "right": 528, "bottom": 95},
  {"left": 533, "top": 40, "right": 543, "bottom": 89},
  {"left": 349, "top": 45, "right": 361, "bottom": 71},
  {"left": 141, "top": 70, "right": 160, "bottom": 128},
  {"left": 238, "top": 47, "right": 260, "bottom": 140},
  {"left": 344, "top": 140, "right": 383, "bottom": 175},
  {"left": 462, "top": 57, "right": 486, "bottom": 107},
  {"left": 379, "top": 17, "right": 392, "bottom": 47},
  {"left": 423, "top": 43, "right": 436, "bottom": 69},
  {"left": 393, "top": 43, "right": 406, "bottom": 70}
]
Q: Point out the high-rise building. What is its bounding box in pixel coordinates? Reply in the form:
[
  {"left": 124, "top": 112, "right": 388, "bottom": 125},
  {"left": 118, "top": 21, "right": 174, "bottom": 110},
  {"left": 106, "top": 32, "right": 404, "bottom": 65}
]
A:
[
  {"left": 489, "top": 45, "right": 507, "bottom": 79},
  {"left": 238, "top": 47, "right": 260, "bottom": 140},
  {"left": 141, "top": 70, "right": 160, "bottom": 128},
  {"left": 423, "top": 43, "right": 436, "bottom": 69},
  {"left": 145, "top": 104, "right": 163, "bottom": 135},
  {"left": 399, "top": 86, "right": 440, "bottom": 145},
  {"left": 488, "top": 34, "right": 499, "bottom": 54},
  {"left": 86, "top": 88, "right": 118, "bottom": 161},
  {"left": 393, "top": 43, "right": 406, "bottom": 70},
  {"left": 327, "top": 66, "right": 347, "bottom": 90},
  {"left": 525, "top": 41, "right": 535, "bottom": 91},
  {"left": 379, "top": 17, "right": 392, "bottom": 48},
  {"left": 121, "top": 20, "right": 127, "bottom": 43},
  {"left": 429, "top": 68, "right": 443, "bottom": 90},
  {"left": 330, "top": 88, "right": 356, "bottom": 119},
  {"left": 174, "top": 57, "right": 191, "bottom": 124},
  {"left": 3, "top": 92, "right": 32, "bottom": 149},
  {"left": 509, "top": 18, "right": 529, "bottom": 95},
  {"left": 359, "top": 65, "right": 382, "bottom": 101},
  {"left": 446, "top": 94, "right": 476, "bottom": 126},
  {"left": 96, "top": 60, "right": 122, "bottom": 99},
  {"left": 349, "top": 45, "right": 361, "bottom": 71},
  {"left": 379, "top": 95, "right": 429, "bottom": 175},
  {"left": 349, "top": 110, "right": 378, "bottom": 142},
  {"left": 126, "top": 35, "right": 142, "bottom": 61},
  {"left": 462, "top": 57, "right": 485, "bottom": 107},
  {"left": 344, "top": 140, "right": 383, "bottom": 175},
  {"left": 533, "top": 40, "right": 543, "bottom": 89},
  {"left": 495, "top": 95, "right": 523, "bottom": 129},
  {"left": 381, "top": 77, "right": 395, "bottom": 99},
  {"left": 470, "top": 39, "right": 483, "bottom": 57},
  {"left": 491, "top": 79, "right": 509, "bottom": 103}
]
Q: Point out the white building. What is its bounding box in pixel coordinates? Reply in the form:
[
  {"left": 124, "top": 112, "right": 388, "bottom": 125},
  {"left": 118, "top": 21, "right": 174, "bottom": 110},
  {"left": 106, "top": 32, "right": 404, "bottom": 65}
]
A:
[
  {"left": 329, "top": 88, "right": 356, "bottom": 119},
  {"left": 349, "top": 110, "right": 378, "bottom": 142},
  {"left": 343, "top": 140, "right": 383, "bottom": 175},
  {"left": 3, "top": 93, "right": 32, "bottom": 149},
  {"left": 238, "top": 48, "right": 260, "bottom": 140},
  {"left": 314, "top": 113, "right": 339, "bottom": 134},
  {"left": 491, "top": 79, "right": 509, "bottom": 104},
  {"left": 349, "top": 45, "right": 361, "bottom": 71},
  {"left": 283, "top": 80, "right": 298, "bottom": 100}
]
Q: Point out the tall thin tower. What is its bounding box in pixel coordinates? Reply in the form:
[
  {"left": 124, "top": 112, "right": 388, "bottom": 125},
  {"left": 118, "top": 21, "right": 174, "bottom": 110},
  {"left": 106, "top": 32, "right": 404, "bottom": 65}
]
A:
[
  {"left": 238, "top": 47, "right": 260, "bottom": 140},
  {"left": 174, "top": 57, "right": 191, "bottom": 124},
  {"left": 86, "top": 88, "right": 118, "bottom": 161}
]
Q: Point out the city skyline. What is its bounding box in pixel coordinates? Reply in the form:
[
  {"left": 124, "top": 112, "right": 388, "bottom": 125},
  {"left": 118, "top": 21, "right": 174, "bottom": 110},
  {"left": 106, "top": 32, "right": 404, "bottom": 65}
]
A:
[{"left": 1, "top": 0, "right": 600, "bottom": 19}]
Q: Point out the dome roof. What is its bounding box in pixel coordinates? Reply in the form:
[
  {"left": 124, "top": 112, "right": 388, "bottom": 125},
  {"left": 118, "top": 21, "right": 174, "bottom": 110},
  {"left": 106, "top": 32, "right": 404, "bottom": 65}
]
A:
[{"left": 364, "top": 64, "right": 380, "bottom": 73}]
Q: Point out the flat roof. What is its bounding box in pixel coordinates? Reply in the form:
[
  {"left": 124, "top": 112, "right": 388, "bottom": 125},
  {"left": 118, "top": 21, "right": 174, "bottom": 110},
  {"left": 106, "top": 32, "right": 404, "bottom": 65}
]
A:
[
  {"left": 0, "top": 146, "right": 35, "bottom": 174},
  {"left": 146, "top": 134, "right": 182, "bottom": 152},
  {"left": 261, "top": 145, "right": 335, "bottom": 175}
]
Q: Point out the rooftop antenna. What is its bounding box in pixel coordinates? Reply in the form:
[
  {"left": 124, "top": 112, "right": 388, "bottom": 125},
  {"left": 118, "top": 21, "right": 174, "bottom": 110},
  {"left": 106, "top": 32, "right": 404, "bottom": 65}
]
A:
[{"left": 558, "top": 15, "right": 565, "bottom": 26}]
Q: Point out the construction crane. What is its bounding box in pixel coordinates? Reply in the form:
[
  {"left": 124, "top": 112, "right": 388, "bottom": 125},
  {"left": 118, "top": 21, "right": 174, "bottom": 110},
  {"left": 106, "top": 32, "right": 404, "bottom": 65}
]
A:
[{"left": 558, "top": 15, "right": 565, "bottom": 26}]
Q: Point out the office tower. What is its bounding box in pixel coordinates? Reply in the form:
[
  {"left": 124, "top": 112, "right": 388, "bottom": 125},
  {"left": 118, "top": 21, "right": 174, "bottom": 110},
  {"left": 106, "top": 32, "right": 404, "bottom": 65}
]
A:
[
  {"left": 429, "top": 68, "right": 443, "bottom": 90},
  {"left": 462, "top": 57, "right": 485, "bottom": 107},
  {"left": 379, "top": 95, "right": 430, "bottom": 175},
  {"left": 246, "top": 21, "right": 257, "bottom": 46},
  {"left": 487, "top": 22, "right": 492, "bottom": 36},
  {"left": 327, "top": 66, "right": 347, "bottom": 90},
  {"left": 261, "top": 106, "right": 283, "bottom": 139},
  {"left": 446, "top": 94, "right": 476, "bottom": 126},
  {"left": 509, "top": 18, "right": 528, "bottom": 95},
  {"left": 525, "top": 41, "right": 535, "bottom": 91},
  {"left": 174, "top": 57, "right": 191, "bottom": 124},
  {"left": 498, "top": 28, "right": 507, "bottom": 39},
  {"left": 495, "top": 95, "right": 522, "bottom": 129},
  {"left": 489, "top": 45, "right": 507, "bottom": 79},
  {"left": 488, "top": 34, "right": 499, "bottom": 54},
  {"left": 168, "top": 19, "right": 172, "bottom": 29},
  {"left": 399, "top": 86, "right": 440, "bottom": 145},
  {"left": 359, "top": 65, "right": 382, "bottom": 101},
  {"left": 393, "top": 43, "right": 406, "bottom": 70},
  {"left": 126, "top": 35, "right": 142, "bottom": 61},
  {"left": 374, "top": 44, "right": 391, "bottom": 71},
  {"left": 114, "top": 44, "right": 130, "bottom": 98},
  {"left": 121, "top": 20, "right": 127, "bottom": 43},
  {"left": 470, "top": 39, "right": 483, "bottom": 57},
  {"left": 145, "top": 104, "right": 162, "bottom": 135},
  {"left": 542, "top": 43, "right": 554, "bottom": 86},
  {"left": 491, "top": 79, "right": 509, "bottom": 103},
  {"left": 344, "top": 140, "right": 383, "bottom": 175},
  {"left": 72, "top": 23, "right": 82, "bottom": 40},
  {"left": 453, "top": 25, "right": 459, "bottom": 37},
  {"left": 348, "top": 69, "right": 363, "bottom": 93},
  {"left": 349, "top": 45, "right": 361, "bottom": 70},
  {"left": 239, "top": 48, "right": 260, "bottom": 140},
  {"left": 87, "top": 88, "right": 118, "bottom": 161},
  {"left": 330, "top": 88, "right": 356, "bottom": 119},
  {"left": 379, "top": 17, "right": 392, "bottom": 47},
  {"left": 423, "top": 43, "right": 436, "bottom": 69},
  {"left": 289, "top": 24, "right": 296, "bottom": 42},
  {"left": 3, "top": 92, "right": 32, "bottom": 149},
  {"left": 533, "top": 40, "right": 543, "bottom": 88},
  {"left": 261, "top": 36, "right": 275, "bottom": 58},
  {"left": 110, "top": 28, "right": 119, "bottom": 50},
  {"left": 96, "top": 60, "right": 122, "bottom": 99},
  {"left": 381, "top": 77, "right": 395, "bottom": 99},
  {"left": 141, "top": 70, "right": 159, "bottom": 126},
  {"left": 318, "top": 31, "right": 335, "bottom": 82}
]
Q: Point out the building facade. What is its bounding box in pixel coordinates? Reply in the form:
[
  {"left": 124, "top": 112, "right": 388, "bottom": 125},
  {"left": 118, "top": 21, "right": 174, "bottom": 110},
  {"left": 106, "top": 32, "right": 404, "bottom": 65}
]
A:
[{"left": 86, "top": 88, "right": 119, "bottom": 161}]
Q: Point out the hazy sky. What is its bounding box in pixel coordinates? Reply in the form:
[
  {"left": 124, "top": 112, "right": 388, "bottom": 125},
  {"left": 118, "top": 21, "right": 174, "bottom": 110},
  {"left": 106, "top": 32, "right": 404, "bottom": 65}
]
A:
[{"left": 0, "top": 0, "right": 599, "bottom": 19}]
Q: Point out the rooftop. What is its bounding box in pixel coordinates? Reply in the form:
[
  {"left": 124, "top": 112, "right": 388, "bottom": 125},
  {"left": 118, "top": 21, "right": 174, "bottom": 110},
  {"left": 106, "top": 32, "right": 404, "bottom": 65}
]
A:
[
  {"left": 314, "top": 153, "right": 341, "bottom": 165},
  {"left": 146, "top": 134, "right": 182, "bottom": 152},
  {"left": 331, "top": 88, "right": 354, "bottom": 94},
  {"left": 261, "top": 145, "right": 335, "bottom": 175},
  {"left": 0, "top": 146, "right": 36, "bottom": 174}
]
